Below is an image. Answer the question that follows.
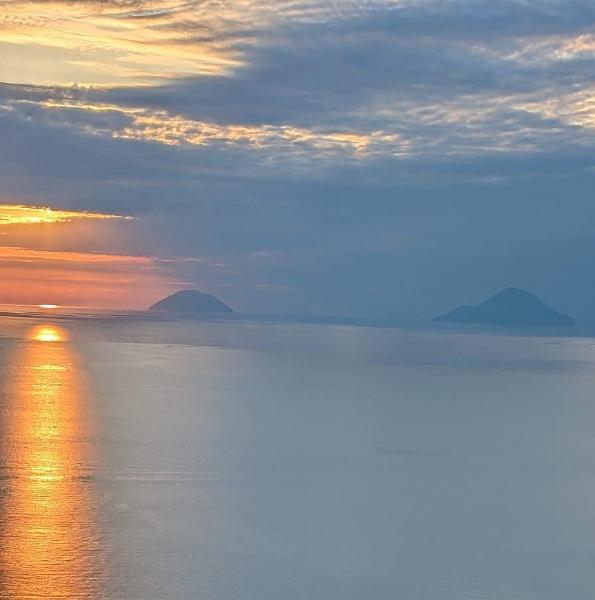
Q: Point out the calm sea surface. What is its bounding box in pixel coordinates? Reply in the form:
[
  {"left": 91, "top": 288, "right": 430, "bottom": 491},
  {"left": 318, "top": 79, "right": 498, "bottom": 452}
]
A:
[{"left": 1, "top": 316, "right": 595, "bottom": 599}]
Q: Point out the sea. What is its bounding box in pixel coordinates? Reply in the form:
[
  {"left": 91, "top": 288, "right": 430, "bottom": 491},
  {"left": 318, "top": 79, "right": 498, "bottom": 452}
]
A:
[{"left": 1, "top": 308, "right": 594, "bottom": 599}]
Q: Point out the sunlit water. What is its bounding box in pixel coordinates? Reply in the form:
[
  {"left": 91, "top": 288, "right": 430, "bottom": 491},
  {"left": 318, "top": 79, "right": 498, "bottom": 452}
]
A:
[
  {"left": 0, "top": 324, "right": 103, "bottom": 598},
  {"left": 1, "top": 318, "right": 595, "bottom": 598}
]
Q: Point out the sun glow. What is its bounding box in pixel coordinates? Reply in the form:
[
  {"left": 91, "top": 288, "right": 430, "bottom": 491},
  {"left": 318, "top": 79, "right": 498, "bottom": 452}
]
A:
[{"left": 38, "top": 304, "right": 59, "bottom": 309}]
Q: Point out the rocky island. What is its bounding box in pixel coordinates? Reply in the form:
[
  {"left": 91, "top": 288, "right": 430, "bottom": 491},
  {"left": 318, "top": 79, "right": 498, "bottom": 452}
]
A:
[
  {"left": 434, "top": 287, "right": 575, "bottom": 327},
  {"left": 149, "top": 290, "right": 233, "bottom": 313}
]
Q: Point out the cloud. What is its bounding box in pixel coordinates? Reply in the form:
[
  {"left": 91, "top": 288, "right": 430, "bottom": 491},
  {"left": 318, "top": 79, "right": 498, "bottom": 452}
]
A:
[
  {"left": 0, "top": 0, "right": 242, "bottom": 85},
  {"left": 0, "top": 203, "right": 132, "bottom": 225},
  {"left": 4, "top": 0, "right": 595, "bottom": 162},
  {"left": 2, "top": 86, "right": 593, "bottom": 172},
  {"left": 1, "top": 0, "right": 595, "bottom": 315},
  {"left": 0, "top": 97, "right": 409, "bottom": 165},
  {"left": 0, "top": 0, "right": 401, "bottom": 86}
]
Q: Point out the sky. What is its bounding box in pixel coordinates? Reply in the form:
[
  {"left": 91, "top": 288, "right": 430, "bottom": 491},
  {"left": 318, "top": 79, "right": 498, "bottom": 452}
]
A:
[{"left": 0, "top": 0, "right": 594, "bottom": 319}]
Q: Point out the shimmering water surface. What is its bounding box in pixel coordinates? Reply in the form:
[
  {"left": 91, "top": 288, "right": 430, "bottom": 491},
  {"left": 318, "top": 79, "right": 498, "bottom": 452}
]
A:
[{"left": 1, "top": 317, "right": 595, "bottom": 598}]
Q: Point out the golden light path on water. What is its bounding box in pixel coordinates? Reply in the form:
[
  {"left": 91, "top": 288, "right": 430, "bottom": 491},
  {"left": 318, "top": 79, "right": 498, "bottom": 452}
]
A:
[{"left": 0, "top": 324, "right": 104, "bottom": 598}]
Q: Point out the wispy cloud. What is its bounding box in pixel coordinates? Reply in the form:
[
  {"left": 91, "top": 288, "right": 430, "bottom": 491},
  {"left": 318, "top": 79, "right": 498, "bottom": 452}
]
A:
[
  {"left": 0, "top": 203, "right": 132, "bottom": 225},
  {"left": 1, "top": 97, "right": 409, "bottom": 162},
  {"left": 515, "top": 87, "right": 595, "bottom": 131},
  {"left": 0, "top": 0, "right": 400, "bottom": 86},
  {"left": 3, "top": 91, "right": 593, "bottom": 167},
  {"left": 0, "top": 0, "right": 242, "bottom": 85}
]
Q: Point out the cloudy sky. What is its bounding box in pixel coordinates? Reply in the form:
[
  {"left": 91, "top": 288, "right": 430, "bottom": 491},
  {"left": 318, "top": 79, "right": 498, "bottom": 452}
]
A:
[{"left": 0, "top": 0, "right": 594, "bottom": 319}]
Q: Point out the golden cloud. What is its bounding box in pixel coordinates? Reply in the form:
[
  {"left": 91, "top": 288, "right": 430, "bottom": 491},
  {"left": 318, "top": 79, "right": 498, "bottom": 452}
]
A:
[
  {"left": 0, "top": 204, "right": 132, "bottom": 226},
  {"left": 0, "top": 0, "right": 242, "bottom": 86},
  {"left": 26, "top": 99, "right": 409, "bottom": 159},
  {"left": 0, "top": 1, "right": 401, "bottom": 86}
]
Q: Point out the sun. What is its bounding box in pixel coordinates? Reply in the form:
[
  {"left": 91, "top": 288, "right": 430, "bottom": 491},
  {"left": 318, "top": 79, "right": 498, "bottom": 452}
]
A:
[{"left": 38, "top": 304, "right": 59, "bottom": 309}]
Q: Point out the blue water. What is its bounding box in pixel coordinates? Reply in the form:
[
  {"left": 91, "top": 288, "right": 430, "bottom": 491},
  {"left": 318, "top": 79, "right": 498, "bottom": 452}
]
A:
[{"left": 1, "top": 317, "right": 595, "bottom": 599}]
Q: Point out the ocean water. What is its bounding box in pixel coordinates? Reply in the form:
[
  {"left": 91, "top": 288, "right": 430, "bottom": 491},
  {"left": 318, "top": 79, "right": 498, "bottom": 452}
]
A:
[{"left": 1, "top": 317, "right": 595, "bottom": 599}]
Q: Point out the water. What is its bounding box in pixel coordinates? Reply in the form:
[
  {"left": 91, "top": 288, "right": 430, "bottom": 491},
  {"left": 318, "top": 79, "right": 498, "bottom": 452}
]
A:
[{"left": 1, "top": 317, "right": 595, "bottom": 599}]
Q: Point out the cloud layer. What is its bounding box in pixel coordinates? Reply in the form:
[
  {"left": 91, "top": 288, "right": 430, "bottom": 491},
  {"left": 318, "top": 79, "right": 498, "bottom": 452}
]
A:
[{"left": 1, "top": 0, "right": 595, "bottom": 317}]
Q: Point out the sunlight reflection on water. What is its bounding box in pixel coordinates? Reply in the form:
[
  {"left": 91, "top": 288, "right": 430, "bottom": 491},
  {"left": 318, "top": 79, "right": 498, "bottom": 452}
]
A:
[
  {"left": 0, "top": 325, "right": 104, "bottom": 598},
  {"left": 27, "top": 323, "right": 69, "bottom": 342}
]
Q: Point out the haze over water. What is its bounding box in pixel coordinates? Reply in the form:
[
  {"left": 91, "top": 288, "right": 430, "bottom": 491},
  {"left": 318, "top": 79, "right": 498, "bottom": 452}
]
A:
[{"left": 1, "top": 316, "right": 595, "bottom": 599}]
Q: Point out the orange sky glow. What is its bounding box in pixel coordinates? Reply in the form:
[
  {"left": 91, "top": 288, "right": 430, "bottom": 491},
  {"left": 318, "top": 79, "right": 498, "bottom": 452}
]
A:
[{"left": 0, "top": 204, "right": 187, "bottom": 309}]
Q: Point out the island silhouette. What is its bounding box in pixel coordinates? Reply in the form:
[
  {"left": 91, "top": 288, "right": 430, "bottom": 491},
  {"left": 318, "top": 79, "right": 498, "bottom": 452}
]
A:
[
  {"left": 150, "top": 290, "right": 233, "bottom": 313},
  {"left": 434, "top": 287, "right": 575, "bottom": 327}
]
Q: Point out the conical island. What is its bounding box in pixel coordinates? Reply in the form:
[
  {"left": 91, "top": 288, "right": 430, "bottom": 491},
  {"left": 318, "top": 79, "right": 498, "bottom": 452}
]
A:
[
  {"left": 149, "top": 290, "right": 233, "bottom": 313},
  {"left": 434, "top": 287, "right": 575, "bottom": 327}
]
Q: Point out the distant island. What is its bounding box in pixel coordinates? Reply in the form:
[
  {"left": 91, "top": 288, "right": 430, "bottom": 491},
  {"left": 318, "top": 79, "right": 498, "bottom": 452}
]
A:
[
  {"left": 149, "top": 290, "right": 234, "bottom": 313},
  {"left": 433, "top": 287, "right": 575, "bottom": 327}
]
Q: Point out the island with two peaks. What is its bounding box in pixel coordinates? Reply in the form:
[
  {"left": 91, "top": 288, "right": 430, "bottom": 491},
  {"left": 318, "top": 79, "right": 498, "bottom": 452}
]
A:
[
  {"left": 149, "top": 290, "right": 234, "bottom": 313},
  {"left": 434, "top": 287, "right": 575, "bottom": 328}
]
